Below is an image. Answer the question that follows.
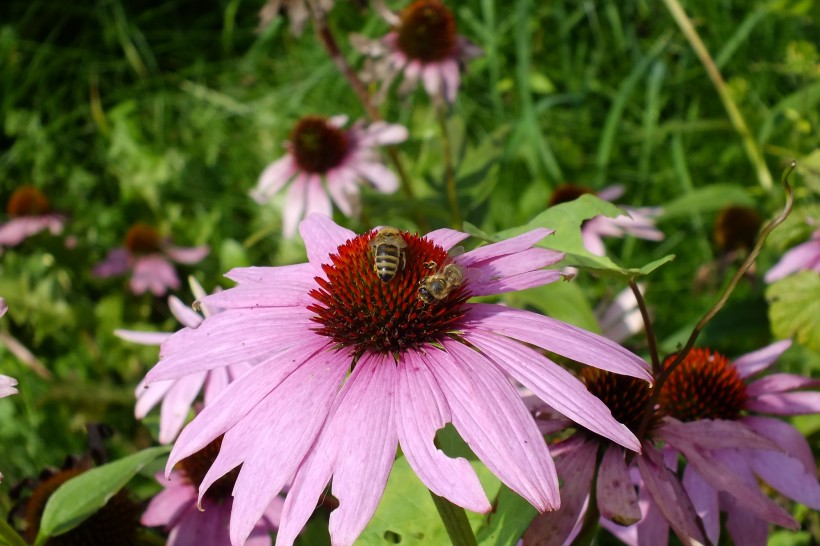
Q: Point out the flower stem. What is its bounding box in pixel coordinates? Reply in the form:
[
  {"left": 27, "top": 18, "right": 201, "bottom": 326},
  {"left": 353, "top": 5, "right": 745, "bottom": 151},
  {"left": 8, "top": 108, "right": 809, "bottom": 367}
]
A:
[
  {"left": 436, "top": 102, "right": 462, "bottom": 228},
  {"left": 0, "top": 516, "right": 27, "bottom": 546},
  {"left": 635, "top": 161, "right": 796, "bottom": 440},
  {"left": 628, "top": 280, "right": 661, "bottom": 375},
  {"left": 661, "top": 0, "right": 773, "bottom": 190},
  {"left": 429, "top": 491, "right": 478, "bottom": 546}
]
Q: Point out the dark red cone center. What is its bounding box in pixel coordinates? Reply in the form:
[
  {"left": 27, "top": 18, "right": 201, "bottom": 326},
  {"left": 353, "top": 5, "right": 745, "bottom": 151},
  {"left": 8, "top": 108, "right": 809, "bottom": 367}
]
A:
[
  {"left": 290, "top": 116, "right": 351, "bottom": 174},
  {"left": 713, "top": 205, "right": 762, "bottom": 253},
  {"left": 548, "top": 184, "right": 594, "bottom": 207},
  {"left": 7, "top": 186, "right": 51, "bottom": 217},
  {"left": 396, "top": 0, "right": 458, "bottom": 63},
  {"left": 177, "top": 436, "right": 239, "bottom": 504},
  {"left": 581, "top": 368, "right": 661, "bottom": 437},
  {"left": 124, "top": 223, "right": 161, "bottom": 255}
]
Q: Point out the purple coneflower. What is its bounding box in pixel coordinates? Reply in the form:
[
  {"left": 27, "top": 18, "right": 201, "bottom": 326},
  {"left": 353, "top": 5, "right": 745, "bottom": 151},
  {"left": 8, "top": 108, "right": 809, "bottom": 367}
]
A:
[
  {"left": 353, "top": 0, "right": 481, "bottom": 103},
  {"left": 765, "top": 224, "right": 820, "bottom": 282},
  {"left": 116, "top": 279, "right": 248, "bottom": 444},
  {"left": 0, "top": 186, "right": 65, "bottom": 251},
  {"left": 549, "top": 184, "right": 665, "bottom": 257},
  {"left": 93, "top": 223, "right": 209, "bottom": 296},
  {"left": 143, "top": 437, "right": 282, "bottom": 546},
  {"left": 252, "top": 116, "right": 407, "bottom": 238},
  {"left": 145, "top": 213, "right": 651, "bottom": 546}
]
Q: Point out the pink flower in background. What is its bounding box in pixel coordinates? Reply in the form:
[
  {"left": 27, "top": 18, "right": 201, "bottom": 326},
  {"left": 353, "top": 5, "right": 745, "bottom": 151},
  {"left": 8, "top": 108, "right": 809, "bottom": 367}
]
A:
[
  {"left": 765, "top": 225, "right": 820, "bottom": 282},
  {"left": 0, "top": 298, "right": 16, "bottom": 398},
  {"left": 549, "top": 184, "right": 665, "bottom": 257},
  {"left": 352, "top": 0, "right": 481, "bottom": 103},
  {"left": 116, "top": 278, "right": 249, "bottom": 444},
  {"left": 252, "top": 116, "right": 407, "bottom": 238},
  {"left": 0, "top": 186, "right": 65, "bottom": 251},
  {"left": 146, "top": 214, "right": 650, "bottom": 546},
  {"left": 595, "top": 284, "right": 645, "bottom": 343},
  {"left": 93, "top": 223, "right": 209, "bottom": 296},
  {"left": 143, "top": 437, "right": 282, "bottom": 546},
  {"left": 257, "top": 0, "right": 334, "bottom": 36}
]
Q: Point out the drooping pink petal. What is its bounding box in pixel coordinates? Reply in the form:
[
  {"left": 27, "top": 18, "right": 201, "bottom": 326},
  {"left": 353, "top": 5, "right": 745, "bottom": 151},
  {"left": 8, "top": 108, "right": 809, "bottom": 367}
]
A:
[
  {"left": 463, "top": 303, "right": 651, "bottom": 380},
  {"left": 597, "top": 184, "right": 626, "bottom": 202},
  {"left": 746, "top": 373, "right": 820, "bottom": 396},
  {"left": 0, "top": 215, "right": 64, "bottom": 246},
  {"left": 115, "top": 329, "right": 171, "bottom": 345},
  {"left": 395, "top": 350, "right": 490, "bottom": 513},
  {"left": 299, "top": 213, "right": 356, "bottom": 267},
  {"left": 748, "top": 447, "right": 820, "bottom": 509},
  {"left": 170, "top": 500, "right": 231, "bottom": 546},
  {"left": 168, "top": 296, "right": 204, "bottom": 329},
  {"left": 466, "top": 331, "right": 640, "bottom": 451},
  {"left": 439, "top": 59, "right": 461, "bottom": 103},
  {"left": 459, "top": 229, "right": 553, "bottom": 265},
  {"left": 421, "top": 63, "right": 443, "bottom": 98},
  {"left": 253, "top": 155, "right": 297, "bottom": 204},
  {"left": 659, "top": 418, "right": 778, "bottom": 451},
  {"left": 682, "top": 463, "right": 719, "bottom": 545},
  {"left": 141, "top": 473, "right": 192, "bottom": 527},
  {"left": 732, "top": 339, "right": 792, "bottom": 378},
  {"left": 721, "top": 492, "right": 768, "bottom": 546},
  {"left": 764, "top": 241, "right": 820, "bottom": 282},
  {"left": 434, "top": 339, "right": 559, "bottom": 511},
  {"left": 304, "top": 175, "right": 332, "bottom": 221},
  {"left": 423, "top": 228, "right": 470, "bottom": 251},
  {"left": 0, "top": 375, "right": 18, "bottom": 398},
  {"left": 135, "top": 379, "right": 175, "bottom": 419},
  {"left": 362, "top": 122, "right": 408, "bottom": 146},
  {"left": 92, "top": 248, "right": 131, "bottom": 277},
  {"left": 597, "top": 444, "right": 641, "bottom": 525},
  {"left": 164, "top": 245, "right": 210, "bottom": 265},
  {"left": 353, "top": 161, "right": 399, "bottom": 193},
  {"left": 746, "top": 391, "right": 820, "bottom": 414},
  {"left": 158, "top": 372, "right": 206, "bottom": 444},
  {"left": 523, "top": 436, "right": 595, "bottom": 546},
  {"left": 325, "top": 170, "right": 357, "bottom": 217},
  {"left": 742, "top": 416, "right": 816, "bottom": 473},
  {"left": 282, "top": 174, "right": 308, "bottom": 239},
  {"left": 132, "top": 255, "right": 180, "bottom": 296}
]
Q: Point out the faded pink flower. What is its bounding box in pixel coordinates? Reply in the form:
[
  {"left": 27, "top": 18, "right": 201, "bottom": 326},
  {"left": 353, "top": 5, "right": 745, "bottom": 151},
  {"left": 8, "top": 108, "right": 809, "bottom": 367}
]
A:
[
  {"left": 146, "top": 214, "right": 650, "bottom": 546},
  {"left": 352, "top": 0, "right": 481, "bottom": 103},
  {"left": 765, "top": 225, "right": 820, "bottom": 282},
  {"left": 143, "top": 437, "right": 282, "bottom": 546},
  {"left": 0, "top": 186, "right": 65, "bottom": 252},
  {"left": 93, "top": 223, "right": 209, "bottom": 296},
  {"left": 116, "top": 279, "right": 248, "bottom": 444},
  {"left": 252, "top": 116, "right": 407, "bottom": 238}
]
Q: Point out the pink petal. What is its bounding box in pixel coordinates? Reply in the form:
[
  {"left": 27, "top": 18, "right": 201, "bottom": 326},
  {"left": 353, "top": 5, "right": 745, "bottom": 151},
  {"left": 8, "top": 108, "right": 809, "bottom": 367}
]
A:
[
  {"left": 422, "top": 63, "right": 443, "bottom": 97},
  {"left": 203, "top": 366, "right": 230, "bottom": 404},
  {"left": 439, "top": 59, "right": 461, "bottom": 103},
  {"left": 466, "top": 331, "right": 640, "bottom": 451},
  {"left": 765, "top": 241, "right": 820, "bottom": 282},
  {"left": 353, "top": 161, "right": 399, "bottom": 193},
  {"left": 463, "top": 247, "right": 564, "bottom": 279},
  {"left": 747, "top": 391, "right": 820, "bottom": 414},
  {"left": 135, "top": 379, "right": 174, "bottom": 419},
  {"left": 597, "top": 444, "right": 641, "bottom": 525},
  {"left": 434, "top": 339, "right": 559, "bottom": 511},
  {"left": 596, "top": 184, "right": 625, "bottom": 202},
  {"left": 158, "top": 372, "right": 206, "bottom": 444},
  {"left": 299, "top": 213, "right": 356, "bottom": 267},
  {"left": 424, "top": 228, "right": 470, "bottom": 251},
  {"left": 523, "top": 436, "right": 596, "bottom": 546},
  {"left": 282, "top": 174, "right": 308, "bottom": 239},
  {"left": 742, "top": 416, "right": 816, "bottom": 473},
  {"left": 723, "top": 494, "right": 768, "bottom": 546},
  {"left": 304, "top": 175, "right": 332, "bottom": 220},
  {"left": 253, "top": 155, "right": 297, "bottom": 203},
  {"left": 141, "top": 475, "right": 194, "bottom": 526},
  {"left": 459, "top": 229, "right": 553, "bottom": 265},
  {"left": 164, "top": 245, "right": 210, "bottom": 265},
  {"left": 0, "top": 298, "right": 6, "bottom": 317},
  {"left": 469, "top": 270, "right": 563, "bottom": 297},
  {"left": 132, "top": 255, "right": 180, "bottom": 296},
  {"left": 223, "top": 263, "right": 317, "bottom": 285},
  {"left": 203, "top": 275, "right": 315, "bottom": 309},
  {"left": 748, "top": 448, "right": 820, "bottom": 509},
  {"left": 682, "top": 464, "right": 719, "bottom": 545},
  {"left": 463, "top": 303, "right": 652, "bottom": 380},
  {"left": 733, "top": 339, "right": 792, "bottom": 378},
  {"left": 0, "top": 215, "right": 64, "bottom": 246},
  {"left": 170, "top": 500, "right": 231, "bottom": 546},
  {"left": 746, "top": 372, "right": 820, "bottom": 396},
  {"left": 395, "top": 350, "right": 490, "bottom": 513},
  {"left": 325, "top": 169, "right": 358, "bottom": 216},
  {"left": 364, "top": 122, "right": 408, "bottom": 145},
  {"left": 115, "top": 329, "right": 170, "bottom": 345},
  {"left": 659, "top": 418, "right": 778, "bottom": 451},
  {"left": 581, "top": 226, "right": 607, "bottom": 256},
  {"left": 92, "top": 248, "right": 131, "bottom": 277},
  {"left": 168, "top": 296, "right": 204, "bottom": 329}
]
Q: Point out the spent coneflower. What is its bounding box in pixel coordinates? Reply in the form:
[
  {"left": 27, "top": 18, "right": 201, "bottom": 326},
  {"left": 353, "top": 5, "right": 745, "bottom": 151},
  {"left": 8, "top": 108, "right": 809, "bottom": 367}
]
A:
[
  {"left": 0, "top": 186, "right": 65, "bottom": 251},
  {"left": 93, "top": 223, "right": 209, "bottom": 296},
  {"left": 143, "top": 436, "right": 282, "bottom": 546},
  {"left": 145, "top": 213, "right": 651, "bottom": 546},
  {"left": 116, "top": 278, "right": 249, "bottom": 444},
  {"left": 352, "top": 0, "right": 481, "bottom": 103},
  {"left": 252, "top": 115, "right": 407, "bottom": 238}
]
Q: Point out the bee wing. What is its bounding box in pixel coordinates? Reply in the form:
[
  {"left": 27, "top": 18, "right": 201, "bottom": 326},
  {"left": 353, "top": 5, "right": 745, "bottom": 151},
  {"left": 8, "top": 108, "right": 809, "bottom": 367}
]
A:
[{"left": 448, "top": 245, "right": 465, "bottom": 258}]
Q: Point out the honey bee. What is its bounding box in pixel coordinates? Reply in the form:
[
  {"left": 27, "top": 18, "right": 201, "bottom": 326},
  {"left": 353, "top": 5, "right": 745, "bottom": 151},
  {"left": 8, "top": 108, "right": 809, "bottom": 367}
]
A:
[
  {"left": 418, "top": 263, "right": 464, "bottom": 304},
  {"left": 370, "top": 227, "right": 408, "bottom": 282}
]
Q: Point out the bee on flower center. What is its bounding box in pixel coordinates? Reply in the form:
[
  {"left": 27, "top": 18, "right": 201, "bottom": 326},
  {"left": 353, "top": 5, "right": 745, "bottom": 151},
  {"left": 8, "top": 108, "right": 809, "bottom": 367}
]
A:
[
  {"left": 418, "top": 262, "right": 464, "bottom": 304},
  {"left": 369, "top": 227, "right": 408, "bottom": 282}
]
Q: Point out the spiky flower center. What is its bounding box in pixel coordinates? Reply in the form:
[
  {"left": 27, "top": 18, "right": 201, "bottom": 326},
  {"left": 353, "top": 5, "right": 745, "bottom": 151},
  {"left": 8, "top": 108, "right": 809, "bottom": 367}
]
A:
[
  {"left": 548, "top": 184, "right": 594, "bottom": 207},
  {"left": 290, "top": 116, "right": 350, "bottom": 174},
  {"left": 581, "top": 368, "right": 661, "bottom": 436},
  {"left": 308, "top": 230, "right": 469, "bottom": 356},
  {"left": 713, "top": 205, "right": 762, "bottom": 253},
  {"left": 396, "top": 0, "right": 457, "bottom": 63},
  {"left": 659, "top": 348, "right": 748, "bottom": 422},
  {"left": 7, "top": 185, "right": 51, "bottom": 217},
  {"left": 177, "top": 436, "right": 239, "bottom": 504},
  {"left": 124, "top": 223, "right": 161, "bottom": 255}
]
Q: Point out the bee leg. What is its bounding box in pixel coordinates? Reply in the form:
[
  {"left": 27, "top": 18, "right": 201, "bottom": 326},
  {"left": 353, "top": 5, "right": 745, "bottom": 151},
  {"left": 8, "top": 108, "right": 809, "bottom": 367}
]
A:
[{"left": 423, "top": 261, "right": 438, "bottom": 269}]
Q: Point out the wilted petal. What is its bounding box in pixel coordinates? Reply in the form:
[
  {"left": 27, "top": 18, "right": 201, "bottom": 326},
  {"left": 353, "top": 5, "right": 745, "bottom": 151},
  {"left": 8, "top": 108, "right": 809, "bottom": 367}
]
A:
[
  {"left": 722, "top": 492, "right": 769, "bottom": 546},
  {"left": 659, "top": 418, "right": 778, "bottom": 451},
  {"left": 597, "top": 444, "right": 641, "bottom": 525},
  {"left": 742, "top": 416, "right": 815, "bottom": 473},
  {"left": 682, "top": 464, "right": 719, "bottom": 545},
  {"left": 747, "top": 391, "right": 820, "bottom": 414}
]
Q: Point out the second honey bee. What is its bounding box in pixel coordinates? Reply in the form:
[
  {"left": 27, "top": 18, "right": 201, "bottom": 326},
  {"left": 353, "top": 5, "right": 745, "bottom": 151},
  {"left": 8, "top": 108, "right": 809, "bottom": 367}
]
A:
[
  {"left": 418, "top": 263, "right": 464, "bottom": 304},
  {"left": 370, "top": 227, "right": 408, "bottom": 282}
]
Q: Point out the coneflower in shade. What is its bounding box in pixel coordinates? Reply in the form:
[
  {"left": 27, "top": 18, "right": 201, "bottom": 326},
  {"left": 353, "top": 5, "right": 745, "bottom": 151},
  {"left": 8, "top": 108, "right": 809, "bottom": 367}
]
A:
[
  {"left": 145, "top": 213, "right": 651, "bottom": 546},
  {"left": 257, "top": 0, "right": 334, "bottom": 36},
  {"left": 116, "top": 279, "right": 249, "bottom": 444},
  {"left": 143, "top": 436, "right": 283, "bottom": 546},
  {"left": 93, "top": 223, "right": 209, "bottom": 296},
  {"left": 352, "top": 0, "right": 481, "bottom": 103},
  {"left": 252, "top": 116, "right": 407, "bottom": 238},
  {"left": 652, "top": 342, "right": 820, "bottom": 546},
  {"left": 0, "top": 186, "right": 65, "bottom": 251},
  {"left": 765, "top": 223, "right": 820, "bottom": 282}
]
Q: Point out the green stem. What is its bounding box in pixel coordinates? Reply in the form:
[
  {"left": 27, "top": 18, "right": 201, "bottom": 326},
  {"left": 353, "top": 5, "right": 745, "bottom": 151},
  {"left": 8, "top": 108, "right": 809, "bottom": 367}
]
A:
[
  {"left": 628, "top": 280, "right": 661, "bottom": 375},
  {"left": 0, "top": 516, "right": 28, "bottom": 546},
  {"left": 661, "top": 0, "right": 773, "bottom": 190},
  {"left": 436, "top": 103, "right": 462, "bottom": 228},
  {"left": 430, "top": 491, "right": 478, "bottom": 546}
]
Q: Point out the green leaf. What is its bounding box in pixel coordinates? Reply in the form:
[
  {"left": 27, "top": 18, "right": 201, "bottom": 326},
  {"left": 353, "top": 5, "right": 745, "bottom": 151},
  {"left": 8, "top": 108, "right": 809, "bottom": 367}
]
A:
[
  {"left": 658, "top": 184, "right": 754, "bottom": 221},
  {"left": 36, "top": 446, "right": 171, "bottom": 544},
  {"left": 465, "top": 195, "right": 674, "bottom": 279},
  {"left": 766, "top": 271, "right": 820, "bottom": 351},
  {"left": 475, "top": 485, "right": 537, "bottom": 546}
]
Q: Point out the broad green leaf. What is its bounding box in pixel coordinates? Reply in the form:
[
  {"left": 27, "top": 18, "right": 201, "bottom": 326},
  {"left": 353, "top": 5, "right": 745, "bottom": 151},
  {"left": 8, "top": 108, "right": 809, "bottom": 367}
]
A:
[
  {"left": 475, "top": 485, "right": 537, "bottom": 546},
  {"left": 766, "top": 271, "right": 820, "bottom": 352},
  {"left": 658, "top": 184, "right": 754, "bottom": 221},
  {"left": 36, "top": 446, "right": 170, "bottom": 543},
  {"left": 765, "top": 202, "right": 820, "bottom": 251},
  {"left": 465, "top": 195, "right": 674, "bottom": 278}
]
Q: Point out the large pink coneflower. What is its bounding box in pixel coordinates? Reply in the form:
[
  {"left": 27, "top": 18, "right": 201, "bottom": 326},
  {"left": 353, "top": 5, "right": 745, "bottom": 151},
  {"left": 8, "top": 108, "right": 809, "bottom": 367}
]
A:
[
  {"left": 765, "top": 224, "right": 820, "bottom": 282},
  {"left": 143, "top": 437, "right": 282, "bottom": 546},
  {"left": 116, "top": 279, "right": 248, "bottom": 444},
  {"left": 93, "top": 223, "right": 209, "bottom": 296},
  {"left": 548, "top": 184, "right": 664, "bottom": 257},
  {"left": 146, "top": 213, "right": 651, "bottom": 546},
  {"left": 252, "top": 116, "right": 407, "bottom": 238},
  {"left": 0, "top": 186, "right": 65, "bottom": 252},
  {"left": 353, "top": 0, "right": 481, "bottom": 103}
]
